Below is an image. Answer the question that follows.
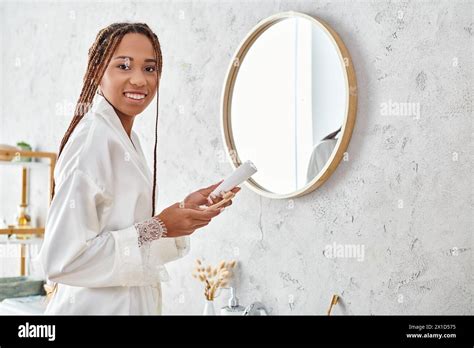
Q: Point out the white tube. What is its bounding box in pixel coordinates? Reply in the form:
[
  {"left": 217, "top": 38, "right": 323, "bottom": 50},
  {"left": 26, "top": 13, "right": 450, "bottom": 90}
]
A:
[{"left": 210, "top": 160, "right": 258, "bottom": 198}]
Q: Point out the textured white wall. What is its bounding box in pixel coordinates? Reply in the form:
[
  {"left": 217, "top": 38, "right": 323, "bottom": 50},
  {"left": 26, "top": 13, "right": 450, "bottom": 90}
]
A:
[{"left": 0, "top": 0, "right": 471, "bottom": 314}]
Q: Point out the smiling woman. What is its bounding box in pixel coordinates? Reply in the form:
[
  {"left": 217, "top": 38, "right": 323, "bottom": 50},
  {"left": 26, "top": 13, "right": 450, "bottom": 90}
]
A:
[
  {"left": 99, "top": 34, "right": 159, "bottom": 137},
  {"left": 38, "top": 22, "right": 238, "bottom": 315}
]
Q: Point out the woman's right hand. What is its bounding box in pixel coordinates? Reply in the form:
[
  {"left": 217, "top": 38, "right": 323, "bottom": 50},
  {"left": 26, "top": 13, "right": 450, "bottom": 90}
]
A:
[{"left": 157, "top": 202, "right": 223, "bottom": 238}]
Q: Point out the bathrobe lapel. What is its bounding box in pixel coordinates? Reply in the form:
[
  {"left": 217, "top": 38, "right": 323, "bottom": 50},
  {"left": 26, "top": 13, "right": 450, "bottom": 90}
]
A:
[{"left": 92, "top": 94, "right": 153, "bottom": 188}]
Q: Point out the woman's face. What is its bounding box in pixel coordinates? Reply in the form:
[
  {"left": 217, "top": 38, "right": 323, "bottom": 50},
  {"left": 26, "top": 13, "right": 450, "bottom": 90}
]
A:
[{"left": 99, "top": 33, "right": 159, "bottom": 117}]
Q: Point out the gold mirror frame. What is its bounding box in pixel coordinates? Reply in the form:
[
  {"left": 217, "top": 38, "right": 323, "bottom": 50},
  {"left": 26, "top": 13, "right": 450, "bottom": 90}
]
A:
[{"left": 221, "top": 11, "right": 357, "bottom": 199}]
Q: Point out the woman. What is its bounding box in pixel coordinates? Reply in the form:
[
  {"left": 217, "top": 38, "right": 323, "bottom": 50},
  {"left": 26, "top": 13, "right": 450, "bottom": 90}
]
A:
[{"left": 38, "top": 22, "right": 239, "bottom": 314}]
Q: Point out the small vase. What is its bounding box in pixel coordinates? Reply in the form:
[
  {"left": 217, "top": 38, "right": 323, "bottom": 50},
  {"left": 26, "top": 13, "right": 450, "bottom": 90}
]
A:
[{"left": 203, "top": 299, "right": 216, "bottom": 315}]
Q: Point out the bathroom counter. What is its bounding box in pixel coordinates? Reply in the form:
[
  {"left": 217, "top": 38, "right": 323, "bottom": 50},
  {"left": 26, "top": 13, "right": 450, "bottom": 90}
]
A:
[{"left": 0, "top": 295, "right": 47, "bottom": 314}]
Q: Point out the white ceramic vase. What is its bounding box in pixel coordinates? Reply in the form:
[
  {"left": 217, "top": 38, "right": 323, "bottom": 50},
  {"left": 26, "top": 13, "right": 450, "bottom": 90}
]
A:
[{"left": 203, "top": 299, "right": 216, "bottom": 315}]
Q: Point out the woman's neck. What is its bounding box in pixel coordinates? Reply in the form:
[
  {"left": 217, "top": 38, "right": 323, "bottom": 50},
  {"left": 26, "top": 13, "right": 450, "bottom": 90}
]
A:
[{"left": 114, "top": 107, "right": 135, "bottom": 139}]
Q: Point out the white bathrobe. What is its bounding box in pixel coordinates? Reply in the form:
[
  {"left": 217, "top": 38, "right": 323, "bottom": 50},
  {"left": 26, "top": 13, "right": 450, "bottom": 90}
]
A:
[
  {"left": 306, "top": 138, "right": 338, "bottom": 183},
  {"left": 37, "top": 93, "right": 190, "bottom": 315}
]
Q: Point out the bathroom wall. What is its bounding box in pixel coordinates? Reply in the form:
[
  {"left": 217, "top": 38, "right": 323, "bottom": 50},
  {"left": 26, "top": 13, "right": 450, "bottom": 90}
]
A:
[{"left": 0, "top": 0, "right": 471, "bottom": 314}]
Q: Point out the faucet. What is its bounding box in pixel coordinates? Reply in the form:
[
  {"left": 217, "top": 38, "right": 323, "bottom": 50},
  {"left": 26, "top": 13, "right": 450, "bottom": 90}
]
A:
[{"left": 242, "top": 301, "right": 268, "bottom": 315}]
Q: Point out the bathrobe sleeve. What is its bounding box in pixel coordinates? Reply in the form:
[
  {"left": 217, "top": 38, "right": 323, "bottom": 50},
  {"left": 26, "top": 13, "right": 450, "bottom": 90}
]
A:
[{"left": 40, "top": 169, "right": 190, "bottom": 288}]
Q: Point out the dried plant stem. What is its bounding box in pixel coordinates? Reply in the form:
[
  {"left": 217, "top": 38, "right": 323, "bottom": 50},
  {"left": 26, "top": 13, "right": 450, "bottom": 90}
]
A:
[{"left": 192, "top": 258, "right": 238, "bottom": 301}]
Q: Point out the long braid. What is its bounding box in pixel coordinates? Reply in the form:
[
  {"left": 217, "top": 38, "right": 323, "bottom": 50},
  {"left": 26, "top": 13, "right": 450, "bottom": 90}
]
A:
[
  {"left": 55, "top": 27, "right": 120, "bottom": 157},
  {"left": 152, "top": 91, "right": 160, "bottom": 216},
  {"left": 150, "top": 34, "right": 162, "bottom": 217}
]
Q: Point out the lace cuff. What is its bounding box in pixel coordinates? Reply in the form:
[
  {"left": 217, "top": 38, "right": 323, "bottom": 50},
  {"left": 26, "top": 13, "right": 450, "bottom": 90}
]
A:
[{"left": 134, "top": 217, "right": 168, "bottom": 247}]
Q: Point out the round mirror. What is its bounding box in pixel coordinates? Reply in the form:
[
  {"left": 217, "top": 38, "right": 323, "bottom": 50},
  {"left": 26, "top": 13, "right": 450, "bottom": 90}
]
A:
[{"left": 221, "top": 11, "right": 357, "bottom": 199}]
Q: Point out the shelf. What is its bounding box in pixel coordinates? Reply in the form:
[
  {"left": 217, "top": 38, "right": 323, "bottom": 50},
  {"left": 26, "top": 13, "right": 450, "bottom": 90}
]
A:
[
  {"left": 0, "top": 149, "right": 56, "bottom": 209},
  {"left": 0, "top": 149, "right": 56, "bottom": 276},
  {"left": 0, "top": 161, "right": 51, "bottom": 168},
  {"left": 0, "top": 236, "right": 43, "bottom": 245},
  {"left": 0, "top": 228, "right": 45, "bottom": 236},
  {"left": 0, "top": 149, "right": 56, "bottom": 161}
]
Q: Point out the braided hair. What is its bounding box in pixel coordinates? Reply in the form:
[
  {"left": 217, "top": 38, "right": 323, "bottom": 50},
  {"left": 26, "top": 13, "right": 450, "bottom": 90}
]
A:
[{"left": 52, "top": 22, "right": 163, "bottom": 217}]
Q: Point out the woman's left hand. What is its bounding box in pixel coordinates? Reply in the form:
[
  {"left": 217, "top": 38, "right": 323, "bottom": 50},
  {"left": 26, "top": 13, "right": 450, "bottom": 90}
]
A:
[{"left": 184, "top": 180, "right": 241, "bottom": 208}]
